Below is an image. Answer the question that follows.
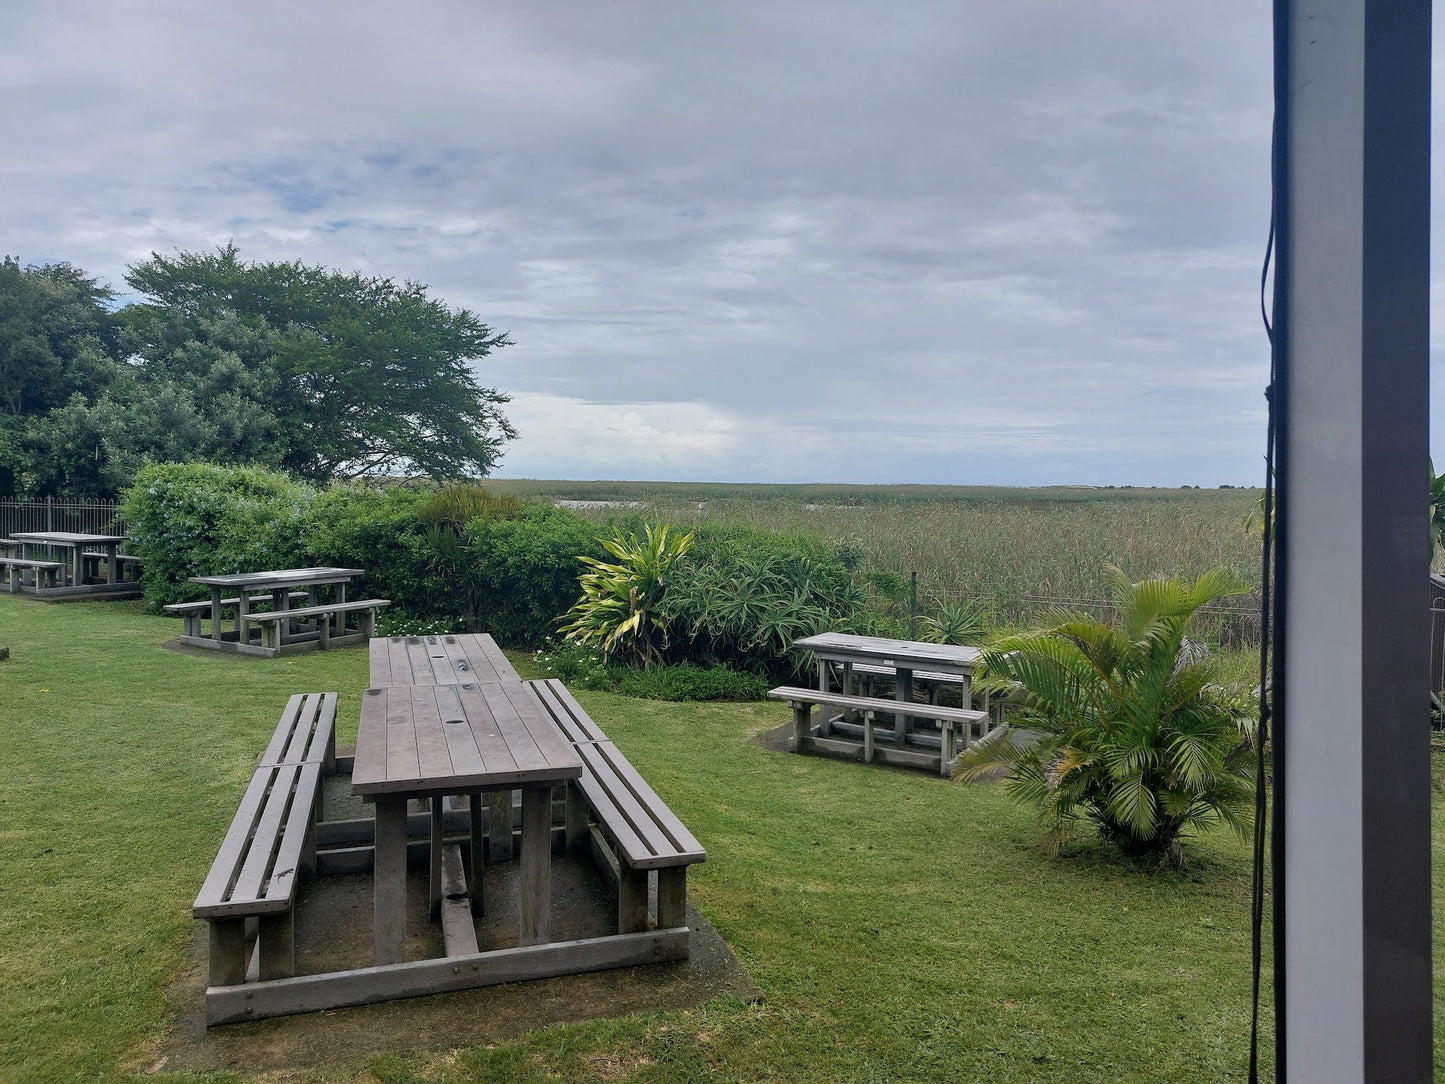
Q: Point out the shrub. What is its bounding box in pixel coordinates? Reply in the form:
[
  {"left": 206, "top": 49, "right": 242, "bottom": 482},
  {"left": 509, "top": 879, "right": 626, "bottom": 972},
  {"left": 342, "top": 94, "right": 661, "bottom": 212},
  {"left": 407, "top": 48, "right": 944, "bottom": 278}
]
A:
[
  {"left": 375, "top": 611, "right": 465, "bottom": 638},
  {"left": 306, "top": 484, "right": 436, "bottom": 615},
  {"left": 611, "top": 662, "right": 766, "bottom": 702},
  {"left": 533, "top": 640, "right": 766, "bottom": 701},
  {"left": 558, "top": 524, "right": 693, "bottom": 666},
  {"left": 467, "top": 503, "right": 606, "bottom": 647},
  {"left": 121, "top": 462, "right": 312, "bottom": 608},
  {"left": 955, "top": 567, "right": 1256, "bottom": 864},
  {"left": 663, "top": 523, "right": 866, "bottom": 675}
]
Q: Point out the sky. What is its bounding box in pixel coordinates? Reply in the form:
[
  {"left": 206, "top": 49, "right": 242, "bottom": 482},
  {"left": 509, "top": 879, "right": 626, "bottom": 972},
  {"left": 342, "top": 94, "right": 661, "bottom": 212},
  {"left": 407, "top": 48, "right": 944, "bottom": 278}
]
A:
[{"left": 0, "top": 1, "right": 1437, "bottom": 486}]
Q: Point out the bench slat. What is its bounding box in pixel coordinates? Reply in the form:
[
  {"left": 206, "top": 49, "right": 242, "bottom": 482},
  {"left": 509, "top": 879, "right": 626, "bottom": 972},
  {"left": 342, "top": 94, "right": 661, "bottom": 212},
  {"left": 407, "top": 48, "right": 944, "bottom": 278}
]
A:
[
  {"left": 767, "top": 686, "right": 985, "bottom": 724},
  {"left": 841, "top": 661, "right": 966, "bottom": 685},
  {"left": 259, "top": 692, "right": 338, "bottom": 767},
  {"left": 0, "top": 558, "right": 62, "bottom": 568},
  {"left": 165, "top": 592, "right": 308, "bottom": 614},
  {"left": 231, "top": 764, "right": 303, "bottom": 903},
  {"left": 264, "top": 763, "right": 321, "bottom": 907},
  {"left": 250, "top": 599, "right": 390, "bottom": 622},
  {"left": 528, "top": 679, "right": 704, "bottom": 869},
  {"left": 194, "top": 769, "right": 274, "bottom": 914}
]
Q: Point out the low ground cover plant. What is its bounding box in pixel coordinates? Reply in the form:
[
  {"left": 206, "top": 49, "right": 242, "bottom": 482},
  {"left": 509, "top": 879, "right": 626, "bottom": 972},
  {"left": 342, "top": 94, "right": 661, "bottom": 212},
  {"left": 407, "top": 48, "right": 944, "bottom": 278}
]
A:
[{"left": 956, "top": 566, "right": 1256, "bottom": 864}]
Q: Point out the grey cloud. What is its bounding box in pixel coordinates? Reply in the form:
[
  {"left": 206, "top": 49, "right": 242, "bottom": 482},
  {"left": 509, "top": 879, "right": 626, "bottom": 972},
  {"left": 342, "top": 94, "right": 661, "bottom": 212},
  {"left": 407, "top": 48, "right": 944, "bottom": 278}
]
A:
[{"left": 2, "top": 0, "right": 1431, "bottom": 485}]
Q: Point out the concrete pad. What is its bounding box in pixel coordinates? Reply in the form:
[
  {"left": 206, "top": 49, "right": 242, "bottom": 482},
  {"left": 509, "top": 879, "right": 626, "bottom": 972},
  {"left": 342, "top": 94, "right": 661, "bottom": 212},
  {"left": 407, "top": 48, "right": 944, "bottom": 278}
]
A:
[{"left": 158, "top": 841, "right": 758, "bottom": 1074}]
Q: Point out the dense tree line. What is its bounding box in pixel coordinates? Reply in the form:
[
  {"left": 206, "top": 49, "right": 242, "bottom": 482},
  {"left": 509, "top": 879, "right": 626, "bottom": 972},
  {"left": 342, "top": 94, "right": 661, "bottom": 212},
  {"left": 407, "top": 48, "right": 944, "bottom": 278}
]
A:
[{"left": 0, "top": 245, "right": 515, "bottom": 496}]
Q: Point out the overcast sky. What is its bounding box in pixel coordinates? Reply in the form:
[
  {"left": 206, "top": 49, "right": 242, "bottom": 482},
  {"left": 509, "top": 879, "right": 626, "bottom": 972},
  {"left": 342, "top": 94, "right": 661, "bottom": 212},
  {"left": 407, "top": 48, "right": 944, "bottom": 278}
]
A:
[{"left": 2, "top": 2, "right": 1439, "bottom": 485}]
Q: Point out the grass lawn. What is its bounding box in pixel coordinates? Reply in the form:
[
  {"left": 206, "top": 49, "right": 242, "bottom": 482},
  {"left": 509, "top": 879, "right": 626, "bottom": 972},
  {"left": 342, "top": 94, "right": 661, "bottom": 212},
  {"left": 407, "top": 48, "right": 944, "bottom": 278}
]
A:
[{"left": 2, "top": 593, "right": 1428, "bottom": 1082}]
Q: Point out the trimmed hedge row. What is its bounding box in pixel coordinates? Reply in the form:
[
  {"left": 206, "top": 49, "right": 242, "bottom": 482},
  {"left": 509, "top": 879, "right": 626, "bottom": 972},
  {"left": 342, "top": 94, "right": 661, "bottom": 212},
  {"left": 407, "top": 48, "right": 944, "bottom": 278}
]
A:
[{"left": 121, "top": 463, "right": 605, "bottom": 647}]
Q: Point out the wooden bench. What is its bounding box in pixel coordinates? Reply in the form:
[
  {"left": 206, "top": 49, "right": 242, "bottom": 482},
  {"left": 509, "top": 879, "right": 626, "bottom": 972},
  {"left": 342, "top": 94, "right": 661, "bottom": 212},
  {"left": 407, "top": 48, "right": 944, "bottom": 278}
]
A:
[
  {"left": 193, "top": 761, "right": 322, "bottom": 987},
  {"left": 259, "top": 692, "right": 338, "bottom": 773},
  {"left": 527, "top": 678, "right": 705, "bottom": 934},
  {"left": 164, "top": 592, "right": 309, "bottom": 638},
  {"left": 0, "top": 556, "right": 63, "bottom": 592},
  {"left": 250, "top": 599, "right": 390, "bottom": 653},
  {"left": 80, "top": 550, "right": 143, "bottom": 582},
  {"left": 768, "top": 686, "right": 988, "bottom": 775}
]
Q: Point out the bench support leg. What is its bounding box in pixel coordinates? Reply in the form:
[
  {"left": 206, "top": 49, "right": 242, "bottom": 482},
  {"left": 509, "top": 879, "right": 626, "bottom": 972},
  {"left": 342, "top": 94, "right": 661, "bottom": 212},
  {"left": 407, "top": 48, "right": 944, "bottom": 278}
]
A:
[
  {"left": 657, "top": 867, "right": 687, "bottom": 929},
  {"left": 373, "top": 797, "right": 408, "bottom": 965},
  {"left": 488, "top": 791, "right": 514, "bottom": 862},
  {"left": 468, "top": 791, "right": 485, "bottom": 915},
  {"left": 618, "top": 867, "right": 649, "bottom": 934},
  {"left": 362, "top": 607, "right": 377, "bottom": 640},
  {"left": 519, "top": 785, "right": 552, "bottom": 946},
  {"left": 864, "top": 711, "right": 876, "bottom": 763},
  {"left": 207, "top": 918, "right": 248, "bottom": 988},
  {"left": 789, "top": 703, "right": 810, "bottom": 752},
  {"left": 258, "top": 910, "right": 295, "bottom": 980},
  {"left": 940, "top": 722, "right": 956, "bottom": 776},
  {"left": 565, "top": 784, "right": 588, "bottom": 852}
]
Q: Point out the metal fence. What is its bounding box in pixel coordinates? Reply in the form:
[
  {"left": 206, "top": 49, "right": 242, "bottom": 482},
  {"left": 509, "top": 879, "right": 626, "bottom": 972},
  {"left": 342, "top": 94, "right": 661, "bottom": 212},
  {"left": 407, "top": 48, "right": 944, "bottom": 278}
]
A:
[{"left": 0, "top": 497, "right": 127, "bottom": 537}]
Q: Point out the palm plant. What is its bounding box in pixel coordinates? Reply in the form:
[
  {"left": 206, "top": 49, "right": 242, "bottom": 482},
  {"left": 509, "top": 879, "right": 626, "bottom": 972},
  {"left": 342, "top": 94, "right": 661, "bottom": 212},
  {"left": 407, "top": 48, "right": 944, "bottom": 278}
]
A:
[
  {"left": 559, "top": 524, "right": 694, "bottom": 667},
  {"left": 955, "top": 566, "right": 1256, "bottom": 864}
]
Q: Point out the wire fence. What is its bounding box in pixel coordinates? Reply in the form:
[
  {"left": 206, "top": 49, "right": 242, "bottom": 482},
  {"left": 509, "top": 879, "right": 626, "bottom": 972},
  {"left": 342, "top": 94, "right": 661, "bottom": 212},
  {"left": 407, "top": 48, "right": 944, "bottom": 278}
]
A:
[{"left": 0, "top": 498, "right": 128, "bottom": 538}]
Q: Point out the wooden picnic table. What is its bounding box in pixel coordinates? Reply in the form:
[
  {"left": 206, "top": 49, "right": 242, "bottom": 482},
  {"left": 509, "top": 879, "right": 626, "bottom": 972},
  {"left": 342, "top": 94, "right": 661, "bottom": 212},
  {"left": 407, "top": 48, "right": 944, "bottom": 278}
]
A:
[
  {"left": 184, "top": 567, "right": 364, "bottom": 655},
  {"left": 791, "top": 632, "right": 982, "bottom": 739},
  {"left": 11, "top": 531, "right": 131, "bottom": 593},
  {"left": 352, "top": 681, "right": 583, "bottom": 965},
  {"left": 369, "top": 633, "right": 521, "bottom": 687}
]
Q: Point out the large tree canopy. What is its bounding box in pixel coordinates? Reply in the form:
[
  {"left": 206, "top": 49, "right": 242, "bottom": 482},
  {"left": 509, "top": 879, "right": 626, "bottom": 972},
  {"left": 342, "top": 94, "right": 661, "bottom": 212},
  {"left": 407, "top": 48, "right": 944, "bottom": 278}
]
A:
[
  {"left": 0, "top": 246, "right": 516, "bottom": 496},
  {"left": 123, "top": 245, "right": 516, "bottom": 483}
]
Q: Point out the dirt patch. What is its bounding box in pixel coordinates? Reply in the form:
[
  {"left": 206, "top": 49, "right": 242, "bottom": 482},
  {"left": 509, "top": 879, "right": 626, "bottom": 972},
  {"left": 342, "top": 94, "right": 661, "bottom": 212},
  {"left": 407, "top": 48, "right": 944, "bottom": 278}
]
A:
[{"left": 157, "top": 855, "right": 759, "bottom": 1074}]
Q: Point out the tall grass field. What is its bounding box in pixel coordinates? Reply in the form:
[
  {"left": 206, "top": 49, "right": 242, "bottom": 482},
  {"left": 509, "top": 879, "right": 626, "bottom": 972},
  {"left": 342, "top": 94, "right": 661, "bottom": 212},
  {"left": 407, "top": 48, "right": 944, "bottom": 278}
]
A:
[{"left": 490, "top": 481, "right": 1265, "bottom": 644}]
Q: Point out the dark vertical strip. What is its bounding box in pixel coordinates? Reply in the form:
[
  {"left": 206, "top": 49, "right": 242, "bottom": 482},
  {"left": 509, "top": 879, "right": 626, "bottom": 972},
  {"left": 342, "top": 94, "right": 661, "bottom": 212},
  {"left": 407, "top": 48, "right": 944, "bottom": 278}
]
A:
[
  {"left": 1268, "top": 1, "right": 1289, "bottom": 1079},
  {"left": 1359, "top": 1, "right": 1433, "bottom": 1080}
]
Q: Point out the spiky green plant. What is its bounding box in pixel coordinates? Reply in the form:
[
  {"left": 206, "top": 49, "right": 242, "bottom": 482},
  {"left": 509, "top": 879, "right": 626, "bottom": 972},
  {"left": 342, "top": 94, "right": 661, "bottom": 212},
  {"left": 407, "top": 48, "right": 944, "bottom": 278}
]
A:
[
  {"left": 559, "top": 524, "right": 694, "bottom": 667},
  {"left": 921, "top": 598, "right": 991, "bottom": 646},
  {"left": 955, "top": 566, "right": 1256, "bottom": 864}
]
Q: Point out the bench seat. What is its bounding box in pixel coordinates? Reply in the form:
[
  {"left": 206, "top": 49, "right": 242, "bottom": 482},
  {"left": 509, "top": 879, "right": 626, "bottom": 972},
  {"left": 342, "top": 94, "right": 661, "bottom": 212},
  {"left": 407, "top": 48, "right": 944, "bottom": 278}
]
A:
[
  {"left": 0, "top": 557, "right": 63, "bottom": 592},
  {"left": 769, "top": 685, "right": 988, "bottom": 774},
  {"left": 527, "top": 678, "right": 704, "bottom": 934},
  {"left": 193, "top": 761, "right": 322, "bottom": 988},
  {"left": 259, "top": 692, "right": 338, "bottom": 772},
  {"left": 249, "top": 599, "right": 390, "bottom": 652},
  {"left": 165, "top": 592, "right": 310, "bottom": 638}
]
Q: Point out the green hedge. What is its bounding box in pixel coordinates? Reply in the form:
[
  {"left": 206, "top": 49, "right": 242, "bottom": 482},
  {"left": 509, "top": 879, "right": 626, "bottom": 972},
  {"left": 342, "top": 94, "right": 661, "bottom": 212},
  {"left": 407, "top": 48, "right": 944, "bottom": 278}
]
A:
[
  {"left": 120, "top": 463, "right": 603, "bottom": 644},
  {"left": 121, "top": 463, "right": 870, "bottom": 687}
]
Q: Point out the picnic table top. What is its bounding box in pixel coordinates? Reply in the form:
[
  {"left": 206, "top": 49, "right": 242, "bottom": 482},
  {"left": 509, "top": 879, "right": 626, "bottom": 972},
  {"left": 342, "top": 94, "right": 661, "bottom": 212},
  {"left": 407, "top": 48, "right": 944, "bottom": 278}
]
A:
[
  {"left": 189, "top": 567, "right": 363, "bottom": 589},
  {"left": 792, "top": 632, "right": 981, "bottom": 673},
  {"left": 12, "top": 531, "right": 128, "bottom": 545},
  {"left": 370, "top": 633, "right": 521, "bottom": 687},
  {"left": 352, "top": 681, "right": 583, "bottom": 798}
]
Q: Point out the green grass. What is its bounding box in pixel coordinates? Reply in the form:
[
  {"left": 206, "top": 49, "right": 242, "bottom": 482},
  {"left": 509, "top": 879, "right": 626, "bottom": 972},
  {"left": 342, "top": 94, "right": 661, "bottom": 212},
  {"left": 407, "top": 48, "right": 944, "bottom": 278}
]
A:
[{"left": 13, "top": 590, "right": 1433, "bottom": 1084}]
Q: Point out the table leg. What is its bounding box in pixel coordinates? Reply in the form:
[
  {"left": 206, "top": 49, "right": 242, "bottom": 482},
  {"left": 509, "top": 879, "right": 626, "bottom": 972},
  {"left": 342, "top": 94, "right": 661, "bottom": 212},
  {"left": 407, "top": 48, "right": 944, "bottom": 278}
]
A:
[
  {"left": 70, "top": 544, "right": 82, "bottom": 588},
  {"left": 896, "top": 667, "right": 913, "bottom": 743},
  {"left": 519, "top": 785, "right": 552, "bottom": 946},
  {"left": 373, "top": 797, "right": 408, "bottom": 964},
  {"left": 236, "top": 591, "right": 250, "bottom": 646},
  {"left": 210, "top": 588, "right": 223, "bottom": 641},
  {"left": 276, "top": 588, "right": 292, "bottom": 645},
  {"left": 429, "top": 796, "right": 445, "bottom": 920},
  {"left": 468, "top": 791, "right": 485, "bottom": 915},
  {"left": 104, "top": 543, "right": 118, "bottom": 585},
  {"left": 817, "top": 659, "right": 832, "bottom": 737}
]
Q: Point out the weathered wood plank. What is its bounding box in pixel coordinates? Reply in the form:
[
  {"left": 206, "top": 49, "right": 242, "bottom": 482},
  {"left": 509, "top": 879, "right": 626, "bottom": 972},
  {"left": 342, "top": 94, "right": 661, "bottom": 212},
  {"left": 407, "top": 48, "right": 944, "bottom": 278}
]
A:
[{"left": 205, "top": 929, "right": 690, "bottom": 1025}]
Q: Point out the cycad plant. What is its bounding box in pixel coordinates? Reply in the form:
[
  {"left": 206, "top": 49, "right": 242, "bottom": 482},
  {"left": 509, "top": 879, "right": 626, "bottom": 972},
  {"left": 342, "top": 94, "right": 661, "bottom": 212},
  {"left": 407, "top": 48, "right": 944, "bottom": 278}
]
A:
[
  {"left": 559, "top": 524, "right": 694, "bottom": 667},
  {"left": 955, "top": 566, "right": 1256, "bottom": 864}
]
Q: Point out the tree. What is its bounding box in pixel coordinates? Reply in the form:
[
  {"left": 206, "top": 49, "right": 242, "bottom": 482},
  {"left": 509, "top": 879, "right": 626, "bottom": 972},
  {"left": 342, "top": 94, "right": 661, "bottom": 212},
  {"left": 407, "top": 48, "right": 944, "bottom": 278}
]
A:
[
  {"left": 122, "top": 245, "right": 516, "bottom": 482},
  {"left": 954, "top": 567, "right": 1256, "bottom": 864}
]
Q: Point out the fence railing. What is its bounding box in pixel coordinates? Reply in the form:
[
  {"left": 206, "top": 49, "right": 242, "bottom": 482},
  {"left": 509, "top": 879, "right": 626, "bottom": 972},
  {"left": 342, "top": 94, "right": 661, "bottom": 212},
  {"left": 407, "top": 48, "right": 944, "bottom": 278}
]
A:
[{"left": 0, "top": 498, "right": 128, "bottom": 538}]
